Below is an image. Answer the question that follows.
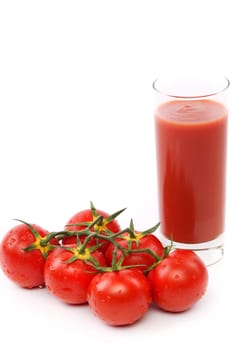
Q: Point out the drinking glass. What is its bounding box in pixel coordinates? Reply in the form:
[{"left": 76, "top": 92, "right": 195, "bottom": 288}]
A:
[{"left": 153, "top": 75, "right": 229, "bottom": 265}]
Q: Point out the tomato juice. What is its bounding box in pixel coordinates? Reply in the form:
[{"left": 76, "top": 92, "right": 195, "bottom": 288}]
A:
[{"left": 155, "top": 99, "right": 228, "bottom": 244}]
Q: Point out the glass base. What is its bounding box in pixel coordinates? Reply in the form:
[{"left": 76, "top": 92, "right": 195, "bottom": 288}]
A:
[{"left": 160, "top": 234, "right": 224, "bottom": 266}]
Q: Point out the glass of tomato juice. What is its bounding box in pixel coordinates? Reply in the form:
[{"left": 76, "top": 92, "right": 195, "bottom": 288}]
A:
[{"left": 153, "top": 75, "right": 229, "bottom": 265}]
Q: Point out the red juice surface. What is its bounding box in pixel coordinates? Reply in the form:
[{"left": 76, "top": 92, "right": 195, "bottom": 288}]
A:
[{"left": 155, "top": 99, "right": 228, "bottom": 244}]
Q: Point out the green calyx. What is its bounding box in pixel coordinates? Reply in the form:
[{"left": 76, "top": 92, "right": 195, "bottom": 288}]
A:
[
  {"left": 119, "top": 219, "right": 160, "bottom": 242},
  {"left": 65, "top": 201, "right": 126, "bottom": 237},
  {"left": 15, "top": 219, "right": 55, "bottom": 259},
  {"left": 62, "top": 231, "right": 103, "bottom": 268}
]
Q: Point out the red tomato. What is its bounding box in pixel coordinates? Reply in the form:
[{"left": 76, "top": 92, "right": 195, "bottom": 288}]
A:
[
  {"left": 148, "top": 249, "right": 208, "bottom": 312},
  {"left": 44, "top": 246, "right": 106, "bottom": 304},
  {"left": 87, "top": 269, "right": 152, "bottom": 326},
  {"left": 0, "top": 223, "right": 57, "bottom": 288},
  {"left": 63, "top": 208, "right": 121, "bottom": 252},
  {"left": 105, "top": 232, "right": 164, "bottom": 271}
]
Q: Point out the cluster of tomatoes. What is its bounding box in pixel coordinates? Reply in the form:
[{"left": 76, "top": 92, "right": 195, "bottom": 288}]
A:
[{"left": 0, "top": 202, "right": 208, "bottom": 326}]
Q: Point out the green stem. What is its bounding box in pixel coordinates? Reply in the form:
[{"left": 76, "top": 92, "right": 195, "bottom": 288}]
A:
[
  {"left": 105, "top": 207, "right": 127, "bottom": 223},
  {"left": 79, "top": 232, "right": 98, "bottom": 254},
  {"left": 41, "top": 215, "right": 104, "bottom": 246},
  {"left": 89, "top": 215, "right": 104, "bottom": 229},
  {"left": 111, "top": 247, "right": 118, "bottom": 271},
  {"left": 13, "top": 219, "right": 41, "bottom": 239},
  {"left": 144, "top": 259, "right": 161, "bottom": 274},
  {"left": 92, "top": 230, "right": 129, "bottom": 254},
  {"left": 123, "top": 247, "right": 161, "bottom": 262},
  {"left": 40, "top": 229, "right": 89, "bottom": 245},
  {"left": 127, "top": 219, "right": 136, "bottom": 239},
  {"left": 141, "top": 222, "right": 160, "bottom": 236}
]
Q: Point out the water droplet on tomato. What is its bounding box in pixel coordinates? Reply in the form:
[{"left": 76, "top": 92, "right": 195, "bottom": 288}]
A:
[
  {"left": 20, "top": 234, "right": 27, "bottom": 241},
  {"left": 174, "top": 273, "right": 180, "bottom": 280},
  {"left": 8, "top": 237, "right": 16, "bottom": 246}
]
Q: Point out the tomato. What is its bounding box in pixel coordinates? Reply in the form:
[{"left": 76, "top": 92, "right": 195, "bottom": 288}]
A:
[
  {"left": 87, "top": 269, "right": 152, "bottom": 326},
  {"left": 62, "top": 205, "right": 122, "bottom": 252},
  {"left": 105, "top": 231, "right": 164, "bottom": 271},
  {"left": 0, "top": 223, "right": 57, "bottom": 288},
  {"left": 44, "top": 246, "right": 106, "bottom": 304},
  {"left": 148, "top": 249, "right": 208, "bottom": 312}
]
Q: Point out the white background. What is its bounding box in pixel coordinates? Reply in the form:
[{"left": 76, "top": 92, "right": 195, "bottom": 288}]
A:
[{"left": 0, "top": 1, "right": 241, "bottom": 349}]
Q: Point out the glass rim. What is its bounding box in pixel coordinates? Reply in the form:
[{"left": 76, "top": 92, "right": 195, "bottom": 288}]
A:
[{"left": 152, "top": 75, "right": 230, "bottom": 99}]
